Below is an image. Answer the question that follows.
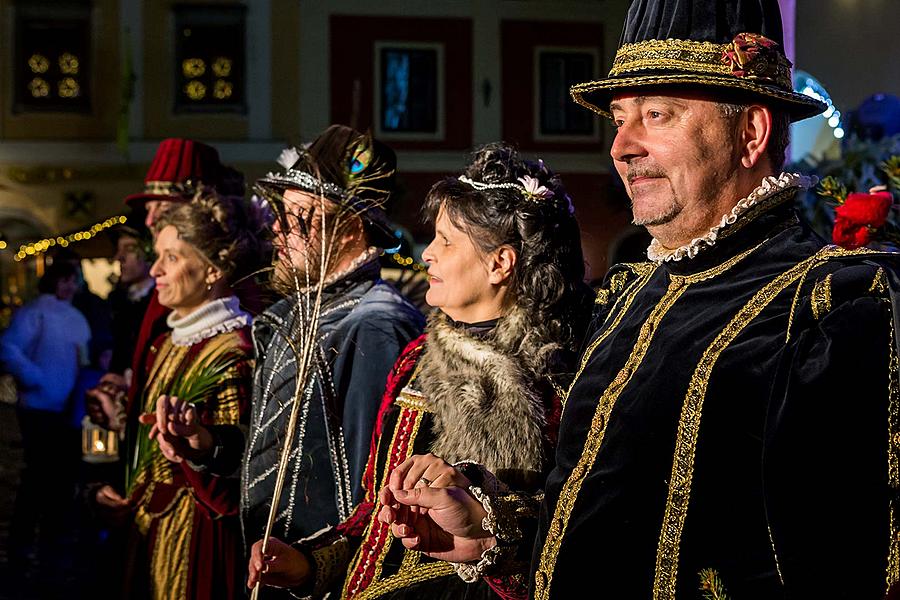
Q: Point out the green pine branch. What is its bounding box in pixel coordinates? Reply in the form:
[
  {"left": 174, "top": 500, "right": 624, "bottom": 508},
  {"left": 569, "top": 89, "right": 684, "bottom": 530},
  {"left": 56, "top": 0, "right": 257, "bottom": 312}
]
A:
[
  {"left": 699, "top": 568, "right": 731, "bottom": 600},
  {"left": 882, "top": 156, "right": 900, "bottom": 193},
  {"left": 817, "top": 176, "right": 849, "bottom": 205}
]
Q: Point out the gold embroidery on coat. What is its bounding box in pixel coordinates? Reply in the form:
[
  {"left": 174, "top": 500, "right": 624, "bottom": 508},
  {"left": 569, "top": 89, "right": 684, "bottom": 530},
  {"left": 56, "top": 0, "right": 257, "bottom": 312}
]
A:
[
  {"left": 887, "top": 316, "right": 900, "bottom": 589},
  {"left": 595, "top": 269, "right": 632, "bottom": 305},
  {"left": 534, "top": 278, "right": 688, "bottom": 599},
  {"left": 352, "top": 562, "right": 455, "bottom": 599},
  {"left": 871, "top": 267, "right": 889, "bottom": 296},
  {"left": 653, "top": 246, "right": 876, "bottom": 599},
  {"left": 536, "top": 244, "right": 761, "bottom": 600},
  {"left": 569, "top": 267, "right": 657, "bottom": 390},
  {"left": 343, "top": 405, "right": 426, "bottom": 598},
  {"left": 810, "top": 274, "right": 833, "bottom": 320}
]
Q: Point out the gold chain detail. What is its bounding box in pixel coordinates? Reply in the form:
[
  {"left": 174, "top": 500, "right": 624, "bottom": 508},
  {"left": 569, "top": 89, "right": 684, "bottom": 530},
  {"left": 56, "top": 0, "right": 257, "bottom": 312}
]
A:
[{"left": 652, "top": 246, "right": 867, "bottom": 598}]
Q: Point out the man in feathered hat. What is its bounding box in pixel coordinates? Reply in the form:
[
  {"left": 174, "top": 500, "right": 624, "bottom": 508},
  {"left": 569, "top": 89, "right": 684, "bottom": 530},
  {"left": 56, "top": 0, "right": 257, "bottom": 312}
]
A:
[
  {"left": 149, "top": 125, "right": 424, "bottom": 597},
  {"left": 376, "top": 1, "right": 900, "bottom": 598}
]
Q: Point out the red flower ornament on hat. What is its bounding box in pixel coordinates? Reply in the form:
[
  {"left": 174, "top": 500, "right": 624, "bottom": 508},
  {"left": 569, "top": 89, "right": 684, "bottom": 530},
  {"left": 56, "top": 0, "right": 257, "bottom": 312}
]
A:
[{"left": 721, "top": 32, "right": 781, "bottom": 79}]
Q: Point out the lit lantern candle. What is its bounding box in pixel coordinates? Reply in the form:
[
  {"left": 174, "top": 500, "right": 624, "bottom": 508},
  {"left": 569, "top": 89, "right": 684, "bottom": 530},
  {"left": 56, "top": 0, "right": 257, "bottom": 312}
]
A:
[{"left": 81, "top": 416, "right": 119, "bottom": 463}]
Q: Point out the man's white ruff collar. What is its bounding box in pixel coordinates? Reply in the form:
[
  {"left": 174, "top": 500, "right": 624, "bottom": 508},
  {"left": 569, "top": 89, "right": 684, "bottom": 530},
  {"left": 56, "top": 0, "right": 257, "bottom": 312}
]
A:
[{"left": 646, "top": 172, "right": 814, "bottom": 264}]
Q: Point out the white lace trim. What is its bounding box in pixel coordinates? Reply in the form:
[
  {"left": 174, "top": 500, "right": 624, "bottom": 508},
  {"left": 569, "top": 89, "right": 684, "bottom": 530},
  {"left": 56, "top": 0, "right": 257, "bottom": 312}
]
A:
[
  {"left": 646, "top": 172, "right": 815, "bottom": 264},
  {"left": 168, "top": 295, "right": 251, "bottom": 347}
]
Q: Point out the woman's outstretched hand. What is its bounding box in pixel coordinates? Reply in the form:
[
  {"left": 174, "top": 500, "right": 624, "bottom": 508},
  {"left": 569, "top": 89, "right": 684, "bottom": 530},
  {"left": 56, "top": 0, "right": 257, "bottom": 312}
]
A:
[{"left": 139, "top": 394, "right": 214, "bottom": 463}]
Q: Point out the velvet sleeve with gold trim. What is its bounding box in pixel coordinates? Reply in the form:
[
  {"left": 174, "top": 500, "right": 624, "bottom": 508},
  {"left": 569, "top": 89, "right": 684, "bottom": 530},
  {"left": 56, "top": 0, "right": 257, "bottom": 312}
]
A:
[{"left": 764, "top": 259, "right": 897, "bottom": 598}]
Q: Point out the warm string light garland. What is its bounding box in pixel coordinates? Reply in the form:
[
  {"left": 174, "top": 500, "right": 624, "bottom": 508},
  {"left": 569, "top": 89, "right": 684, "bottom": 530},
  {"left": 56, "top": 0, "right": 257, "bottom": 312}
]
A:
[
  {"left": 386, "top": 251, "right": 426, "bottom": 272},
  {"left": 8, "top": 215, "right": 128, "bottom": 262}
]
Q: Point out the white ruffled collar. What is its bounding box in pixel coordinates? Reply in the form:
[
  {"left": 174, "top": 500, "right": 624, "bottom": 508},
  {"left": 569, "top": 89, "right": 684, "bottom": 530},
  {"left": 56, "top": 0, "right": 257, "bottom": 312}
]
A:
[
  {"left": 167, "top": 295, "right": 251, "bottom": 347},
  {"left": 646, "top": 172, "right": 814, "bottom": 265}
]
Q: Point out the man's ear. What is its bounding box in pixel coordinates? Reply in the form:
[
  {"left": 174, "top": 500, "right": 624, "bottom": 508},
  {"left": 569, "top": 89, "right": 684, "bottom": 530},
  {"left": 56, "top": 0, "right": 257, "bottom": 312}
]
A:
[
  {"left": 741, "top": 105, "right": 773, "bottom": 169},
  {"left": 488, "top": 246, "right": 517, "bottom": 285}
]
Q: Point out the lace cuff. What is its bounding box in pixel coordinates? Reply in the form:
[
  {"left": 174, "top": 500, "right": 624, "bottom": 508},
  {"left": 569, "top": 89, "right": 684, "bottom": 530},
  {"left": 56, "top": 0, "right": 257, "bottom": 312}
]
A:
[{"left": 450, "top": 463, "right": 542, "bottom": 583}]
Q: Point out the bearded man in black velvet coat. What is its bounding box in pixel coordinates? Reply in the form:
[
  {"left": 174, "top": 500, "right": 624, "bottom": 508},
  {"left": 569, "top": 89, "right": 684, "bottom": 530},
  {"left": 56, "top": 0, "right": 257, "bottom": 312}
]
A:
[{"left": 375, "top": 1, "right": 900, "bottom": 599}]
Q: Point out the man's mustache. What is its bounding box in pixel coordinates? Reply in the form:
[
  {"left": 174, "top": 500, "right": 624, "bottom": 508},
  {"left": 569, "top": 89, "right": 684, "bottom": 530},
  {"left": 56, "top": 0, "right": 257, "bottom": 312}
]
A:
[{"left": 626, "top": 165, "right": 667, "bottom": 184}]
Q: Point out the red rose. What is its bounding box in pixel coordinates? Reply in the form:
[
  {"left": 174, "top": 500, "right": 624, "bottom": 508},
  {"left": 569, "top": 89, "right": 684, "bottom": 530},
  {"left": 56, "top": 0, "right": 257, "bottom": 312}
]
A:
[
  {"left": 832, "top": 216, "right": 871, "bottom": 249},
  {"left": 835, "top": 191, "right": 893, "bottom": 228}
]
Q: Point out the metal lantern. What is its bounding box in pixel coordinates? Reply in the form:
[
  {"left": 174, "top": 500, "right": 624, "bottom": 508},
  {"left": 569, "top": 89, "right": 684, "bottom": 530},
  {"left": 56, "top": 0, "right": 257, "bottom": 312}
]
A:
[{"left": 81, "top": 416, "right": 119, "bottom": 463}]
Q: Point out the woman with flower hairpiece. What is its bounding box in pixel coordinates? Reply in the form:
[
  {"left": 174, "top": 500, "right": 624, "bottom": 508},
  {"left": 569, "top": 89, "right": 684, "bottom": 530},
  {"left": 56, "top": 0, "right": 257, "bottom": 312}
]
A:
[
  {"left": 246, "top": 143, "right": 592, "bottom": 598},
  {"left": 98, "top": 191, "right": 270, "bottom": 600}
]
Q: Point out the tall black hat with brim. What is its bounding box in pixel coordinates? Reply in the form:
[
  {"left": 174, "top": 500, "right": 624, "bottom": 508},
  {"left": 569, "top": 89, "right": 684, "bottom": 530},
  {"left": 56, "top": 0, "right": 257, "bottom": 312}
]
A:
[
  {"left": 570, "top": 0, "right": 827, "bottom": 122},
  {"left": 255, "top": 124, "right": 399, "bottom": 249}
]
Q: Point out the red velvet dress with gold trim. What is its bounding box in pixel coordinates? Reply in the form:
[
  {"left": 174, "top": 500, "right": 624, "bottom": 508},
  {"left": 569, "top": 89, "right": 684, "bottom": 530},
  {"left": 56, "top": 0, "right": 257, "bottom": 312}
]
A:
[{"left": 123, "top": 315, "right": 253, "bottom": 600}]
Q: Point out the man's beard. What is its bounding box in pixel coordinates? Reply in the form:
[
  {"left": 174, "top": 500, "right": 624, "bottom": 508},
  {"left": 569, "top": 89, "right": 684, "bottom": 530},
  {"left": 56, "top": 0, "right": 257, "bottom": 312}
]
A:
[
  {"left": 626, "top": 164, "right": 683, "bottom": 227},
  {"left": 270, "top": 243, "right": 325, "bottom": 295},
  {"left": 631, "top": 195, "right": 683, "bottom": 227}
]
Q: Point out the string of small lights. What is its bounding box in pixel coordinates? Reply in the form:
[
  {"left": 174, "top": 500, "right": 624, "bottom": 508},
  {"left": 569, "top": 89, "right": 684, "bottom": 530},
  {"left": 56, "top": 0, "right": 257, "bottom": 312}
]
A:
[
  {"left": 8, "top": 215, "right": 128, "bottom": 262},
  {"left": 387, "top": 251, "right": 427, "bottom": 273},
  {"left": 799, "top": 75, "right": 845, "bottom": 139}
]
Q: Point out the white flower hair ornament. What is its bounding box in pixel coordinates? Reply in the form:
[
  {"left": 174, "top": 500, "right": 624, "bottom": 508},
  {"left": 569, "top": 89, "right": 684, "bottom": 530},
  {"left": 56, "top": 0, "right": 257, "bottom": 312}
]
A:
[{"left": 518, "top": 175, "right": 554, "bottom": 200}]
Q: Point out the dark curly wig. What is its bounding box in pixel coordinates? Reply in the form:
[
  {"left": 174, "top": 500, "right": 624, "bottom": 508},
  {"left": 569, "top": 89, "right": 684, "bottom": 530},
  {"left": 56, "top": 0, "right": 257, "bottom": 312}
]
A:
[
  {"left": 422, "top": 143, "right": 590, "bottom": 349},
  {"left": 155, "top": 190, "right": 272, "bottom": 286}
]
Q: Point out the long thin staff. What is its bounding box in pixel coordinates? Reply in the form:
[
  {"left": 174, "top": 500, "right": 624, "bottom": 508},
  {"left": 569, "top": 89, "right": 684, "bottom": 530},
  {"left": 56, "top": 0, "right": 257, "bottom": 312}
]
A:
[{"left": 251, "top": 192, "right": 340, "bottom": 599}]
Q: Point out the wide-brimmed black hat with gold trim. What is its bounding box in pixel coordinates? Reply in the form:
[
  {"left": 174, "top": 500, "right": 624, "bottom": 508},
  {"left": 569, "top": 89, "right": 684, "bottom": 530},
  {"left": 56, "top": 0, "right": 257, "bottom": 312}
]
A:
[{"left": 571, "top": 0, "right": 826, "bottom": 122}]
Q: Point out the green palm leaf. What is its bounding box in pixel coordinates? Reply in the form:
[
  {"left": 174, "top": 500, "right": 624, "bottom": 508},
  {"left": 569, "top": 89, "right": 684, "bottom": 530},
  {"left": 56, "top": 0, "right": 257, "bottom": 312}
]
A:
[{"left": 126, "top": 350, "right": 243, "bottom": 493}]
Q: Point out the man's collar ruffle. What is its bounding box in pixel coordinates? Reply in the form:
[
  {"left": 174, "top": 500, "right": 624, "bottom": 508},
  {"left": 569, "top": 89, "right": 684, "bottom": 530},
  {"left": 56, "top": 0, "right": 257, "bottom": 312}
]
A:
[{"left": 646, "top": 172, "right": 814, "bottom": 265}]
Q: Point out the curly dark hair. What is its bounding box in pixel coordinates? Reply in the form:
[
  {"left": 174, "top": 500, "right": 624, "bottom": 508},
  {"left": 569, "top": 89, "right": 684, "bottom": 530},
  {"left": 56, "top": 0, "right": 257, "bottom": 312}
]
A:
[
  {"left": 154, "top": 190, "right": 272, "bottom": 285},
  {"left": 422, "top": 143, "right": 589, "bottom": 348}
]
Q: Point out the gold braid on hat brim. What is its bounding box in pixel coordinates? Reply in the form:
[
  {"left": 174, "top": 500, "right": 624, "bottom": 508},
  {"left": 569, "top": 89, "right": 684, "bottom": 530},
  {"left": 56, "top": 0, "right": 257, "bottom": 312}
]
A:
[
  {"left": 142, "top": 179, "right": 204, "bottom": 198},
  {"left": 570, "top": 36, "right": 826, "bottom": 121}
]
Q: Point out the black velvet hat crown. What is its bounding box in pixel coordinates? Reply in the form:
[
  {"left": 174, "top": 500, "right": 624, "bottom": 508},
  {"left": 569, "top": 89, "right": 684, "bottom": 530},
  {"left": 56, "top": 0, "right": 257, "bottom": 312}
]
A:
[{"left": 570, "top": 0, "right": 827, "bottom": 121}]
